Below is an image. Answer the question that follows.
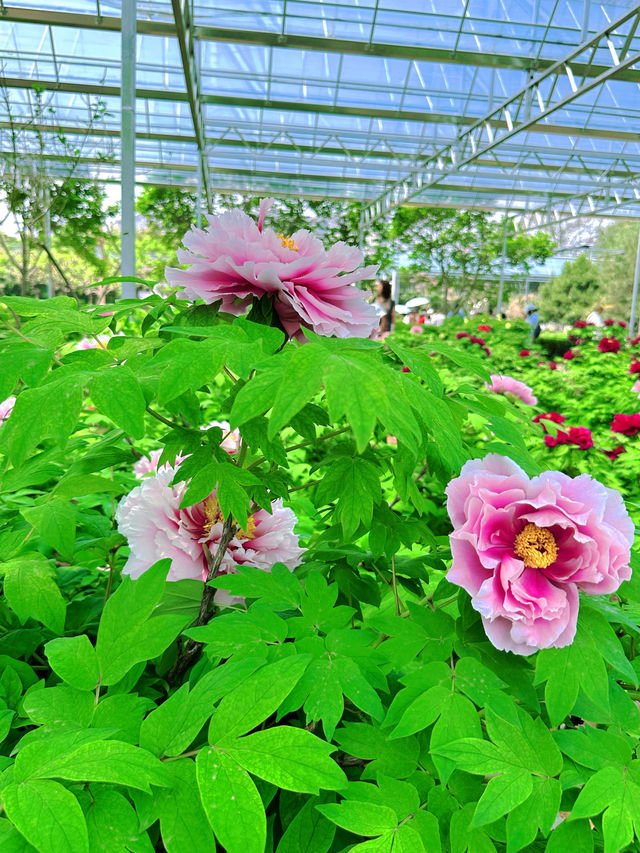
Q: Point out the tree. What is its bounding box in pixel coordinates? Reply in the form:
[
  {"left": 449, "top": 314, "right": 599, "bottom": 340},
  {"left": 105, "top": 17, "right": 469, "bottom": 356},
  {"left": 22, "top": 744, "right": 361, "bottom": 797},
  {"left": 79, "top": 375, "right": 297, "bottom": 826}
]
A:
[
  {"left": 595, "top": 221, "right": 640, "bottom": 320},
  {"left": 0, "top": 85, "right": 115, "bottom": 295},
  {"left": 389, "top": 207, "right": 555, "bottom": 312},
  {"left": 537, "top": 253, "right": 601, "bottom": 325}
]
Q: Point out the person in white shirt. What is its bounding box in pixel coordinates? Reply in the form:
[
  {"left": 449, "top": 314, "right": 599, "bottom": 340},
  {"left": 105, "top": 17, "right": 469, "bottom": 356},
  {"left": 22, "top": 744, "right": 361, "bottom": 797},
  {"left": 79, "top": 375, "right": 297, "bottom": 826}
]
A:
[{"left": 586, "top": 305, "right": 604, "bottom": 327}]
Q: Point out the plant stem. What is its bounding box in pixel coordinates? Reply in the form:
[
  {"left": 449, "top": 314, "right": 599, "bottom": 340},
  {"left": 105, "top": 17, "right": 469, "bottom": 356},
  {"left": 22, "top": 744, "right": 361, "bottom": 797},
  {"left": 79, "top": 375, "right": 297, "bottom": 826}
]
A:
[
  {"left": 167, "top": 515, "right": 238, "bottom": 685},
  {"left": 145, "top": 406, "right": 184, "bottom": 430}
]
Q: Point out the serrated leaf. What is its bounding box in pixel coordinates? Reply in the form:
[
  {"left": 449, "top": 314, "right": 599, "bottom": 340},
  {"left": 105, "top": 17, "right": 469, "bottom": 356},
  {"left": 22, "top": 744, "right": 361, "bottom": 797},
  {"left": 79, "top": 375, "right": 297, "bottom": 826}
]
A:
[
  {"left": 3, "top": 554, "right": 66, "bottom": 634},
  {"left": 269, "top": 343, "right": 325, "bottom": 437}
]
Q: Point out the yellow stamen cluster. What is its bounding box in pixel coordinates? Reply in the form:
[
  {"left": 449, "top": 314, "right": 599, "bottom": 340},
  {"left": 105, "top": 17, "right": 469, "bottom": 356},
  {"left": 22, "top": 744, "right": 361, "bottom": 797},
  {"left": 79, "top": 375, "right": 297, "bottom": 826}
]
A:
[
  {"left": 277, "top": 232, "right": 299, "bottom": 252},
  {"left": 514, "top": 522, "right": 558, "bottom": 569},
  {"left": 202, "top": 496, "right": 256, "bottom": 541},
  {"left": 203, "top": 496, "right": 224, "bottom": 535}
]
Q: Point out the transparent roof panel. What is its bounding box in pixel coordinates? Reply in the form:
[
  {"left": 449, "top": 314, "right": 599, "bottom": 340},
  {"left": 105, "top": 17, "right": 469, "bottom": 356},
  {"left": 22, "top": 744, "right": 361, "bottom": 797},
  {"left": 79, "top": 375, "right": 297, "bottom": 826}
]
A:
[{"left": 1, "top": 0, "right": 639, "bottom": 222}]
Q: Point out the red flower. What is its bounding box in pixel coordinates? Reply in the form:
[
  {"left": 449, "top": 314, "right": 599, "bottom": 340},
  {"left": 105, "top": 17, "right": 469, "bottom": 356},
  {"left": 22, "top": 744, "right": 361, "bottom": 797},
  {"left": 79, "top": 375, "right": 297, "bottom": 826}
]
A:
[
  {"left": 598, "top": 337, "right": 621, "bottom": 353},
  {"left": 456, "top": 332, "right": 469, "bottom": 339},
  {"left": 549, "top": 361, "right": 558, "bottom": 370},
  {"left": 630, "top": 337, "right": 640, "bottom": 346},
  {"left": 563, "top": 349, "right": 577, "bottom": 360},
  {"left": 619, "top": 321, "right": 628, "bottom": 328},
  {"left": 568, "top": 334, "right": 583, "bottom": 345},
  {"left": 568, "top": 427, "right": 594, "bottom": 450},
  {"left": 603, "top": 445, "right": 627, "bottom": 461},
  {"left": 402, "top": 366, "right": 410, "bottom": 373},
  {"left": 611, "top": 413, "right": 640, "bottom": 435},
  {"left": 629, "top": 359, "right": 640, "bottom": 374},
  {"left": 573, "top": 320, "right": 588, "bottom": 328},
  {"left": 605, "top": 319, "right": 615, "bottom": 327},
  {"left": 519, "top": 349, "right": 530, "bottom": 357},
  {"left": 477, "top": 324, "right": 491, "bottom": 332},
  {"left": 533, "top": 412, "right": 566, "bottom": 425},
  {"left": 469, "top": 336, "right": 485, "bottom": 345},
  {"left": 545, "top": 426, "right": 593, "bottom": 450},
  {"left": 483, "top": 347, "right": 491, "bottom": 356}
]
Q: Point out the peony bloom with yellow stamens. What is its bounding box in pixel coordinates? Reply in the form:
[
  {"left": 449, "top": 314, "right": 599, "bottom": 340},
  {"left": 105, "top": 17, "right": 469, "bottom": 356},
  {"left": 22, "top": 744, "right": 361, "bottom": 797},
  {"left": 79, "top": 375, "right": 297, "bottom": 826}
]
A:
[
  {"left": 116, "top": 463, "right": 304, "bottom": 601},
  {"left": 165, "top": 198, "right": 379, "bottom": 340},
  {"left": 445, "top": 454, "right": 633, "bottom": 656}
]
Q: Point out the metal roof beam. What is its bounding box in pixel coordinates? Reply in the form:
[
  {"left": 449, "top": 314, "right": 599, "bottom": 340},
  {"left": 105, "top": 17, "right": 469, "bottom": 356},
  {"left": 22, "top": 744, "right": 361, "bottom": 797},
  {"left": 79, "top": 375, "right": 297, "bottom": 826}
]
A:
[
  {"left": 359, "top": 4, "right": 640, "bottom": 227},
  {"left": 3, "top": 6, "right": 640, "bottom": 83},
  {"left": 170, "top": 0, "right": 211, "bottom": 210},
  {"left": 2, "top": 77, "right": 638, "bottom": 144}
]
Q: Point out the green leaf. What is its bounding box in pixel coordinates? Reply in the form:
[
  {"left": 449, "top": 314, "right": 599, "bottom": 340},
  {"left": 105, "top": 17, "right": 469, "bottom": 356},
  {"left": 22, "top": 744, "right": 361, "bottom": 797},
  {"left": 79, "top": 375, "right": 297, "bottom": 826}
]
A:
[
  {"left": 315, "top": 457, "right": 382, "bottom": 539},
  {"left": 22, "top": 685, "right": 94, "bottom": 728},
  {"left": 472, "top": 769, "right": 533, "bottom": 827},
  {"left": 2, "top": 779, "right": 88, "bottom": 853},
  {"left": 15, "top": 738, "right": 173, "bottom": 792},
  {"left": 44, "top": 635, "right": 99, "bottom": 691},
  {"left": 545, "top": 818, "right": 594, "bottom": 853},
  {"left": 139, "top": 657, "right": 263, "bottom": 757},
  {"left": 429, "top": 692, "right": 482, "bottom": 784},
  {"left": 317, "top": 800, "right": 398, "bottom": 837},
  {"left": 269, "top": 343, "right": 326, "bottom": 437},
  {"left": 156, "top": 339, "right": 226, "bottom": 404},
  {"left": 301, "top": 657, "right": 344, "bottom": 740},
  {"left": 85, "top": 787, "right": 153, "bottom": 853},
  {"left": 334, "top": 656, "right": 384, "bottom": 722},
  {"left": 0, "top": 374, "right": 83, "bottom": 465},
  {"left": 506, "top": 777, "right": 561, "bottom": 853},
  {"left": 225, "top": 726, "right": 347, "bottom": 794},
  {"left": 2, "top": 554, "right": 66, "bottom": 633},
  {"left": 324, "top": 353, "right": 386, "bottom": 452},
  {"left": 156, "top": 759, "right": 216, "bottom": 853},
  {"left": 21, "top": 499, "right": 76, "bottom": 561},
  {"left": 276, "top": 796, "right": 336, "bottom": 853},
  {"left": 196, "top": 748, "right": 266, "bottom": 853},
  {"left": 389, "top": 685, "right": 450, "bottom": 739},
  {"left": 209, "top": 655, "right": 309, "bottom": 743},
  {"left": 570, "top": 766, "right": 622, "bottom": 820},
  {"left": 90, "top": 365, "right": 146, "bottom": 438},
  {"left": 96, "top": 560, "right": 189, "bottom": 685}
]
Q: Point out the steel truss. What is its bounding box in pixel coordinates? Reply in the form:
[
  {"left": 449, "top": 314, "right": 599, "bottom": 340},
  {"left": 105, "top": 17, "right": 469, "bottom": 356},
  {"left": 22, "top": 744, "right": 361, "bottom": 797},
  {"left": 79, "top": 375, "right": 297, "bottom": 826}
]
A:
[{"left": 360, "top": 5, "right": 640, "bottom": 228}]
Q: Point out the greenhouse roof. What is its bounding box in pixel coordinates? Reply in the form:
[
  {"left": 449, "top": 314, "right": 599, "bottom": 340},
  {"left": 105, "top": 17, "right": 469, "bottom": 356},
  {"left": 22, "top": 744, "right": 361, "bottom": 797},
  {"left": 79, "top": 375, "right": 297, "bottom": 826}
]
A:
[{"left": 2, "top": 0, "right": 640, "bottom": 225}]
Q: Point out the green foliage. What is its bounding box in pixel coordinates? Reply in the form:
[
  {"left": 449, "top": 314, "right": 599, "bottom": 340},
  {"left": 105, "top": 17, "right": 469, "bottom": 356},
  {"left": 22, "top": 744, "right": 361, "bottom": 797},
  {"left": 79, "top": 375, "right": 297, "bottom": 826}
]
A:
[
  {"left": 0, "top": 288, "right": 638, "bottom": 853},
  {"left": 538, "top": 254, "right": 602, "bottom": 325}
]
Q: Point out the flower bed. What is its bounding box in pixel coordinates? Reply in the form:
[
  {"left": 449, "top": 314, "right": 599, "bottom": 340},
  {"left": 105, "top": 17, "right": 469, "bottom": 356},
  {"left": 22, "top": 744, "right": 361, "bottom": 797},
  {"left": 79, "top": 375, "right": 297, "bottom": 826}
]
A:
[{"left": 0, "top": 203, "right": 639, "bottom": 853}]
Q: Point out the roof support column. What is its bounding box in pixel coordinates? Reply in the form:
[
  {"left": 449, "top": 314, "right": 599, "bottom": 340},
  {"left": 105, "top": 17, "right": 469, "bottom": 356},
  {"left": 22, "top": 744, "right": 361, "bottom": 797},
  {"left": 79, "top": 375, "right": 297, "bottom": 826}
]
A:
[
  {"left": 120, "top": 0, "right": 137, "bottom": 299},
  {"left": 629, "top": 226, "right": 640, "bottom": 335}
]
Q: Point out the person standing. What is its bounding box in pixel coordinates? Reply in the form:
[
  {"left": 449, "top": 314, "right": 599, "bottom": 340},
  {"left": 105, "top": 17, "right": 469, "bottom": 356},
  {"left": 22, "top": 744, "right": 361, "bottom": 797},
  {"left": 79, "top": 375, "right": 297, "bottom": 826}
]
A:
[
  {"left": 586, "top": 305, "right": 604, "bottom": 327},
  {"left": 525, "top": 303, "right": 541, "bottom": 340},
  {"left": 374, "top": 279, "right": 396, "bottom": 333}
]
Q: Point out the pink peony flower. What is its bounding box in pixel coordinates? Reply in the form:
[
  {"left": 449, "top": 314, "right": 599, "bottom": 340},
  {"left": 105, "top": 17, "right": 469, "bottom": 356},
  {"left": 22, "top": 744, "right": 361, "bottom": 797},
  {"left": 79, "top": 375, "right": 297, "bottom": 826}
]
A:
[
  {"left": 116, "top": 465, "right": 304, "bottom": 599},
  {"left": 410, "top": 325, "right": 424, "bottom": 335},
  {"left": 0, "top": 395, "right": 16, "bottom": 424},
  {"left": 446, "top": 455, "right": 633, "bottom": 655},
  {"left": 203, "top": 420, "right": 241, "bottom": 454},
  {"left": 165, "top": 198, "right": 379, "bottom": 340},
  {"left": 611, "top": 413, "right": 640, "bottom": 436},
  {"left": 75, "top": 334, "right": 112, "bottom": 350},
  {"left": 632, "top": 380, "right": 640, "bottom": 396},
  {"left": 486, "top": 374, "right": 538, "bottom": 406},
  {"left": 562, "top": 349, "right": 577, "bottom": 360}
]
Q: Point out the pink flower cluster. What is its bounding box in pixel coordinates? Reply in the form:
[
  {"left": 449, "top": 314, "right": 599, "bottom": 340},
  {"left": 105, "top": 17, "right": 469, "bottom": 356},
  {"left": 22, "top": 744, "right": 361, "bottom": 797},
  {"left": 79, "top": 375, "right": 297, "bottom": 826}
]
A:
[
  {"left": 446, "top": 454, "right": 633, "bottom": 655},
  {"left": 166, "top": 198, "right": 379, "bottom": 340},
  {"left": 486, "top": 374, "right": 537, "bottom": 406},
  {"left": 116, "top": 463, "right": 304, "bottom": 601}
]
